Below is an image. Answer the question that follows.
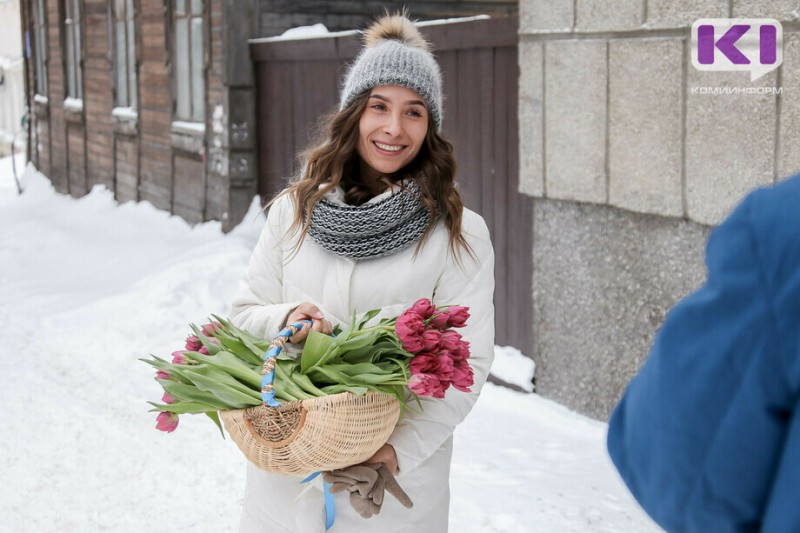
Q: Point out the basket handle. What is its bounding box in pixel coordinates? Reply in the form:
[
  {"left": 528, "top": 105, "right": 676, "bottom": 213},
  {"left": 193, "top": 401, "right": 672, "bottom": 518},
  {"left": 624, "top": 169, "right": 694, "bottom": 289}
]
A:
[{"left": 260, "top": 320, "right": 311, "bottom": 407}]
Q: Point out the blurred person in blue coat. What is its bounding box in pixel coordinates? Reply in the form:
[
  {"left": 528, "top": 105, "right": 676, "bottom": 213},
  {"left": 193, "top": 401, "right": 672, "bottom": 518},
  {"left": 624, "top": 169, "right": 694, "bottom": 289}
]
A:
[{"left": 607, "top": 174, "right": 800, "bottom": 532}]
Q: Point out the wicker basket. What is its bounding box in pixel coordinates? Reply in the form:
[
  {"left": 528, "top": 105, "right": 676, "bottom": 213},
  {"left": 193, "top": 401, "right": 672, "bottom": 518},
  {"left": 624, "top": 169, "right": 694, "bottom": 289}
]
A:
[{"left": 220, "top": 322, "right": 401, "bottom": 476}]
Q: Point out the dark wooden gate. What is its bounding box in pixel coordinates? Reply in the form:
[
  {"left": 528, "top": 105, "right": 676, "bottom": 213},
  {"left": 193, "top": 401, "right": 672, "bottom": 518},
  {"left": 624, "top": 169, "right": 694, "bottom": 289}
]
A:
[{"left": 250, "top": 16, "right": 533, "bottom": 357}]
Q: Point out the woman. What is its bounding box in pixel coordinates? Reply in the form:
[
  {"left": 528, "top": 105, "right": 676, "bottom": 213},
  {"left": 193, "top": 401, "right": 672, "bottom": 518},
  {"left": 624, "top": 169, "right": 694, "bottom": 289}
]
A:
[{"left": 230, "top": 13, "right": 495, "bottom": 532}]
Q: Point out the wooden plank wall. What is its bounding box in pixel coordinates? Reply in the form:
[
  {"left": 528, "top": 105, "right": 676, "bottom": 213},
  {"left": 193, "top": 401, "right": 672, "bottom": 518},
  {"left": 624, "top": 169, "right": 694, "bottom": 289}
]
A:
[
  {"left": 84, "top": 0, "right": 114, "bottom": 191},
  {"left": 45, "top": 0, "right": 67, "bottom": 193},
  {"left": 139, "top": 0, "right": 173, "bottom": 211},
  {"left": 251, "top": 16, "right": 533, "bottom": 356},
  {"left": 20, "top": 0, "right": 50, "bottom": 177}
]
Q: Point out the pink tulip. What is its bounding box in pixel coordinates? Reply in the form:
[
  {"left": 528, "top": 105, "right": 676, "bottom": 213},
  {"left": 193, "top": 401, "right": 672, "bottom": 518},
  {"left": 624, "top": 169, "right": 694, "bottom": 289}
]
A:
[
  {"left": 155, "top": 411, "right": 179, "bottom": 433},
  {"left": 408, "top": 373, "right": 447, "bottom": 398},
  {"left": 198, "top": 345, "right": 209, "bottom": 355},
  {"left": 421, "top": 329, "right": 442, "bottom": 351},
  {"left": 395, "top": 310, "right": 426, "bottom": 354},
  {"left": 429, "top": 311, "right": 449, "bottom": 329},
  {"left": 156, "top": 370, "right": 171, "bottom": 381},
  {"left": 410, "top": 298, "right": 435, "bottom": 319},
  {"left": 409, "top": 354, "right": 438, "bottom": 375},
  {"left": 171, "top": 351, "right": 188, "bottom": 364},
  {"left": 436, "top": 353, "right": 455, "bottom": 380},
  {"left": 185, "top": 335, "right": 202, "bottom": 352},
  {"left": 452, "top": 340, "right": 471, "bottom": 362},
  {"left": 451, "top": 360, "right": 474, "bottom": 392},
  {"left": 162, "top": 392, "right": 176, "bottom": 404},
  {"left": 439, "top": 330, "right": 462, "bottom": 352},
  {"left": 446, "top": 306, "right": 470, "bottom": 328},
  {"left": 201, "top": 322, "right": 222, "bottom": 336}
]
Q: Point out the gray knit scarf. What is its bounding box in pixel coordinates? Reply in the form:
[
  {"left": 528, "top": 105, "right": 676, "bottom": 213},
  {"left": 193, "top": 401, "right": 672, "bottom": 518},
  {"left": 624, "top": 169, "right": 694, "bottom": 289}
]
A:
[{"left": 307, "top": 181, "right": 431, "bottom": 260}]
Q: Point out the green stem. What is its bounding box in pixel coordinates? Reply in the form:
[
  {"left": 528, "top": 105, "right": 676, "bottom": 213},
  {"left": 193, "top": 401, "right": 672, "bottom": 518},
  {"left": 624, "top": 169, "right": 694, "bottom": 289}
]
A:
[{"left": 348, "top": 324, "right": 393, "bottom": 337}]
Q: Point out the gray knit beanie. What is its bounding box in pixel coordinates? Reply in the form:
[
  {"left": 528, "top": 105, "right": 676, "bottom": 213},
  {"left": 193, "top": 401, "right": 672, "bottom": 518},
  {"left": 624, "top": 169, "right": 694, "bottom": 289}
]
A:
[{"left": 340, "top": 14, "right": 443, "bottom": 129}]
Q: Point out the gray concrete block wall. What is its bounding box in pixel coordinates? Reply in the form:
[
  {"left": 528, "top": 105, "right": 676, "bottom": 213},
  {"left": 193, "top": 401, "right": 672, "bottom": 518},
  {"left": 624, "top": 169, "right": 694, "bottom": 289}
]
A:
[
  {"left": 608, "top": 38, "right": 683, "bottom": 217},
  {"left": 645, "top": 0, "right": 728, "bottom": 29},
  {"left": 732, "top": 0, "right": 800, "bottom": 19},
  {"left": 520, "top": 0, "right": 799, "bottom": 225},
  {"left": 781, "top": 32, "right": 800, "bottom": 178},
  {"left": 518, "top": 41, "right": 544, "bottom": 196},
  {"left": 685, "top": 70, "right": 777, "bottom": 225},
  {"left": 533, "top": 199, "right": 709, "bottom": 419},
  {"left": 574, "top": 0, "right": 643, "bottom": 31},
  {"left": 519, "top": 0, "right": 573, "bottom": 32},
  {"left": 544, "top": 40, "right": 607, "bottom": 203},
  {"left": 519, "top": 0, "right": 800, "bottom": 418}
]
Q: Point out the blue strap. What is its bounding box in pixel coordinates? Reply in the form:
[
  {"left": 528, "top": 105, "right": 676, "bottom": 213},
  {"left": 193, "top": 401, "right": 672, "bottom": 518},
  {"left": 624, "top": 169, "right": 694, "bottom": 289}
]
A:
[
  {"left": 300, "top": 472, "right": 336, "bottom": 530},
  {"left": 261, "top": 320, "right": 311, "bottom": 407},
  {"left": 323, "top": 482, "right": 335, "bottom": 529}
]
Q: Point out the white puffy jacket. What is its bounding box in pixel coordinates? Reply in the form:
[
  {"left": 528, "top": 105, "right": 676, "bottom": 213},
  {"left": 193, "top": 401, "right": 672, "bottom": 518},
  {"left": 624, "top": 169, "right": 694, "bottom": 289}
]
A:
[{"left": 230, "top": 185, "right": 495, "bottom": 533}]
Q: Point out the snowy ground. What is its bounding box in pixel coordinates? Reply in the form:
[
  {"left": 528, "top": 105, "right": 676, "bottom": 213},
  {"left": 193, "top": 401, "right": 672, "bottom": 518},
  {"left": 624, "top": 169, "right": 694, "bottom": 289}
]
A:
[{"left": 0, "top": 159, "right": 659, "bottom": 532}]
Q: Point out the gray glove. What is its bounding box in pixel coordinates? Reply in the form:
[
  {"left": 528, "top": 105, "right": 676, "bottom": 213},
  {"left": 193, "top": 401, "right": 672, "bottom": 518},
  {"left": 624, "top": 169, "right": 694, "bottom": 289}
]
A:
[{"left": 323, "top": 463, "right": 414, "bottom": 519}]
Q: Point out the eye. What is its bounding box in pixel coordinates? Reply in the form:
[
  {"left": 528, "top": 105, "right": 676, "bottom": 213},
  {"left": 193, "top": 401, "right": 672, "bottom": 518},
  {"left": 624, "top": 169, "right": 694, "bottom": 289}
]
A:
[
  {"left": 407, "top": 109, "right": 424, "bottom": 118},
  {"left": 370, "top": 103, "right": 387, "bottom": 111}
]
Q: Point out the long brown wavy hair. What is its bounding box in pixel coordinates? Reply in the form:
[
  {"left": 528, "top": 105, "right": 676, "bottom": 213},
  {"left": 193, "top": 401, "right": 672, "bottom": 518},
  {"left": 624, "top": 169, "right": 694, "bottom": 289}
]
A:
[{"left": 275, "top": 89, "right": 472, "bottom": 260}]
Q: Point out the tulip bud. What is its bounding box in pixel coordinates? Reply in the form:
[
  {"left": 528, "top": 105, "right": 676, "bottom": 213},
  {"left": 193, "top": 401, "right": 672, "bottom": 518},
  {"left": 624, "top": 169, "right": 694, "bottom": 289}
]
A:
[
  {"left": 446, "top": 306, "right": 470, "bottom": 328},
  {"left": 155, "top": 411, "right": 179, "bottom": 433},
  {"left": 185, "top": 335, "right": 203, "bottom": 352},
  {"left": 410, "top": 298, "right": 435, "bottom": 319}
]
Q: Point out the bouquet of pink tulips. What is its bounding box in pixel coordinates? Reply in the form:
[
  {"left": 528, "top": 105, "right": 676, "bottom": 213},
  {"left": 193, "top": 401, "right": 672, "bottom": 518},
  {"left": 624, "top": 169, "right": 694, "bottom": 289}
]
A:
[{"left": 142, "top": 298, "right": 474, "bottom": 434}]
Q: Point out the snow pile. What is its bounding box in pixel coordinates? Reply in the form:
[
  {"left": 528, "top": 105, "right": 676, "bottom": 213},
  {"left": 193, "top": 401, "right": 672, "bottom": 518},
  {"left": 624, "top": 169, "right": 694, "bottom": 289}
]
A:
[
  {"left": 0, "top": 159, "right": 658, "bottom": 532},
  {"left": 491, "top": 346, "right": 535, "bottom": 392},
  {"left": 280, "top": 23, "right": 330, "bottom": 39}
]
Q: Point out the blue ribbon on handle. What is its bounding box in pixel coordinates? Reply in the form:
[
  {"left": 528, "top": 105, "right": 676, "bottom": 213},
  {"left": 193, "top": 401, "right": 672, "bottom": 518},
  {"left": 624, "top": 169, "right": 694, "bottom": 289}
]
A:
[
  {"left": 301, "top": 472, "right": 335, "bottom": 530},
  {"left": 261, "top": 320, "right": 311, "bottom": 406}
]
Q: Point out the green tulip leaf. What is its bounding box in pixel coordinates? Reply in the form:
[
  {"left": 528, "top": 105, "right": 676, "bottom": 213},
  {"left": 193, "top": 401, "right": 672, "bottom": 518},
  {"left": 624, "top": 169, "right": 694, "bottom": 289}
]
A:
[{"left": 300, "top": 329, "right": 335, "bottom": 373}]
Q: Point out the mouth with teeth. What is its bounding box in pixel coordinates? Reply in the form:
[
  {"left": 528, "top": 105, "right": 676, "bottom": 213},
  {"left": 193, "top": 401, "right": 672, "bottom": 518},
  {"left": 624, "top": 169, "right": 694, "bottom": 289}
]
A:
[{"left": 373, "top": 141, "right": 406, "bottom": 154}]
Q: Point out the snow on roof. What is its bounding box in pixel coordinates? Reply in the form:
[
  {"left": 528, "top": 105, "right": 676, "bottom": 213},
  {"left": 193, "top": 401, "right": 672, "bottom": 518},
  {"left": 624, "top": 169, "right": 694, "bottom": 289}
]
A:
[{"left": 249, "top": 14, "right": 492, "bottom": 44}]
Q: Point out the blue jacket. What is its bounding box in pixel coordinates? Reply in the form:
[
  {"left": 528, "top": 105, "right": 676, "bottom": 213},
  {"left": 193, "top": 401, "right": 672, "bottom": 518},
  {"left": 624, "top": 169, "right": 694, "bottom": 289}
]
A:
[{"left": 607, "top": 175, "right": 800, "bottom": 532}]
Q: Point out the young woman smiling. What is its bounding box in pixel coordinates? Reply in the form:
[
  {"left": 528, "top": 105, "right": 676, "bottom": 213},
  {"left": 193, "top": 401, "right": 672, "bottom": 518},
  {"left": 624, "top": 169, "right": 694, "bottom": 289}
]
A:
[{"left": 229, "top": 12, "right": 496, "bottom": 533}]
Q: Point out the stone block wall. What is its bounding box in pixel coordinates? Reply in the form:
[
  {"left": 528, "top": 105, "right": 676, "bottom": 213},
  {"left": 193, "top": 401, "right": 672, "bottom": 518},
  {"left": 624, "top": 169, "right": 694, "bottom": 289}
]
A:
[{"left": 518, "top": 0, "right": 800, "bottom": 418}]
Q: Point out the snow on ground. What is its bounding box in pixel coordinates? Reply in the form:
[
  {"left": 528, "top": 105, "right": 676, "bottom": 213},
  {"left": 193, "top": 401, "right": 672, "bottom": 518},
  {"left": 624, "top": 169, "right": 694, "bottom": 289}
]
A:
[
  {"left": 0, "top": 159, "right": 660, "bottom": 533},
  {"left": 491, "top": 346, "right": 535, "bottom": 392}
]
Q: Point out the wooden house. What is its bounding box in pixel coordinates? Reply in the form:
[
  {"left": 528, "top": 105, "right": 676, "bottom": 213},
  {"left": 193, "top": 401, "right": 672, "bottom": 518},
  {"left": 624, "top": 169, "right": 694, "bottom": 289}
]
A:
[{"left": 18, "top": 0, "right": 517, "bottom": 230}]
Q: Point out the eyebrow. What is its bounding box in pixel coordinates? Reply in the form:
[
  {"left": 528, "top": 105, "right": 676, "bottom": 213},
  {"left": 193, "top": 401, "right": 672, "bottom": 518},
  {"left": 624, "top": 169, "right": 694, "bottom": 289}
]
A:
[{"left": 369, "top": 94, "right": 427, "bottom": 108}]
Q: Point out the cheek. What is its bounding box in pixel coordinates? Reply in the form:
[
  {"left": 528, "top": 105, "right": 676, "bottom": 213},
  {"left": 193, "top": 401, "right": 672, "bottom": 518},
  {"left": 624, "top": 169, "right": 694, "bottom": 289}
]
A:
[
  {"left": 409, "top": 125, "right": 428, "bottom": 154},
  {"left": 356, "top": 119, "right": 370, "bottom": 155}
]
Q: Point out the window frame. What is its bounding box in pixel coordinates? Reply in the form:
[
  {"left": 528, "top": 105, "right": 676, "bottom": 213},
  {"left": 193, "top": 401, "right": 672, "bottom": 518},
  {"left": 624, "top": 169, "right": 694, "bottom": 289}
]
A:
[
  {"left": 110, "top": 0, "right": 138, "bottom": 109},
  {"left": 31, "top": 0, "right": 48, "bottom": 97},
  {"left": 63, "top": 0, "right": 83, "bottom": 101},
  {"left": 170, "top": 0, "right": 207, "bottom": 125}
]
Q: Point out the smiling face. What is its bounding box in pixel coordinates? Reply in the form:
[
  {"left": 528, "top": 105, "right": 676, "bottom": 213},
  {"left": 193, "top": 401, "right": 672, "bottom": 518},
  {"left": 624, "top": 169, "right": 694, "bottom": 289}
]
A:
[{"left": 356, "top": 85, "right": 429, "bottom": 183}]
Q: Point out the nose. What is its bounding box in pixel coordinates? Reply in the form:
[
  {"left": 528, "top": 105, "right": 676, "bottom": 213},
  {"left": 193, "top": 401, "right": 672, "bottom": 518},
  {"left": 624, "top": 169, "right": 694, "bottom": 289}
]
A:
[{"left": 382, "top": 111, "right": 403, "bottom": 137}]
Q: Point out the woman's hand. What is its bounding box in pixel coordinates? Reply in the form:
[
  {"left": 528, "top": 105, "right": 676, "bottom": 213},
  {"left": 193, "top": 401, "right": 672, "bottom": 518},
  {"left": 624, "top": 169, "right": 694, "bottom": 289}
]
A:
[
  {"left": 366, "top": 443, "right": 398, "bottom": 474},
  {"left": 285, "top": 302, "right": 333, "bottom": 343}
]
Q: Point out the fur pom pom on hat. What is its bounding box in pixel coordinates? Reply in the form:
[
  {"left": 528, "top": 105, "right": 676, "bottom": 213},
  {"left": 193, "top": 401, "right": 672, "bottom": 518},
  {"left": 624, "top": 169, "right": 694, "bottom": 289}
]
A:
[{"left": 340, "top": 13, "right": 444, "bottom": 129}]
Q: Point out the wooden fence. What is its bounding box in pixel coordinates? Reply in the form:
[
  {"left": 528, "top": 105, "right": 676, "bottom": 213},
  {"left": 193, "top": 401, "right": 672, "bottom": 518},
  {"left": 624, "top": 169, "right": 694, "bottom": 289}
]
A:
[{"left": 250, "top": 16, "right": 533, "bottom": 356}]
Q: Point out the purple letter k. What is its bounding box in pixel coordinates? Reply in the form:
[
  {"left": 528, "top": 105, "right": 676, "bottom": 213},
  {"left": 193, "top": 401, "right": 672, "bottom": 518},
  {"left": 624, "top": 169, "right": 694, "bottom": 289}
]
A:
[{"left": 698, "top": 24, "right": 751, "bottom": 65}]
